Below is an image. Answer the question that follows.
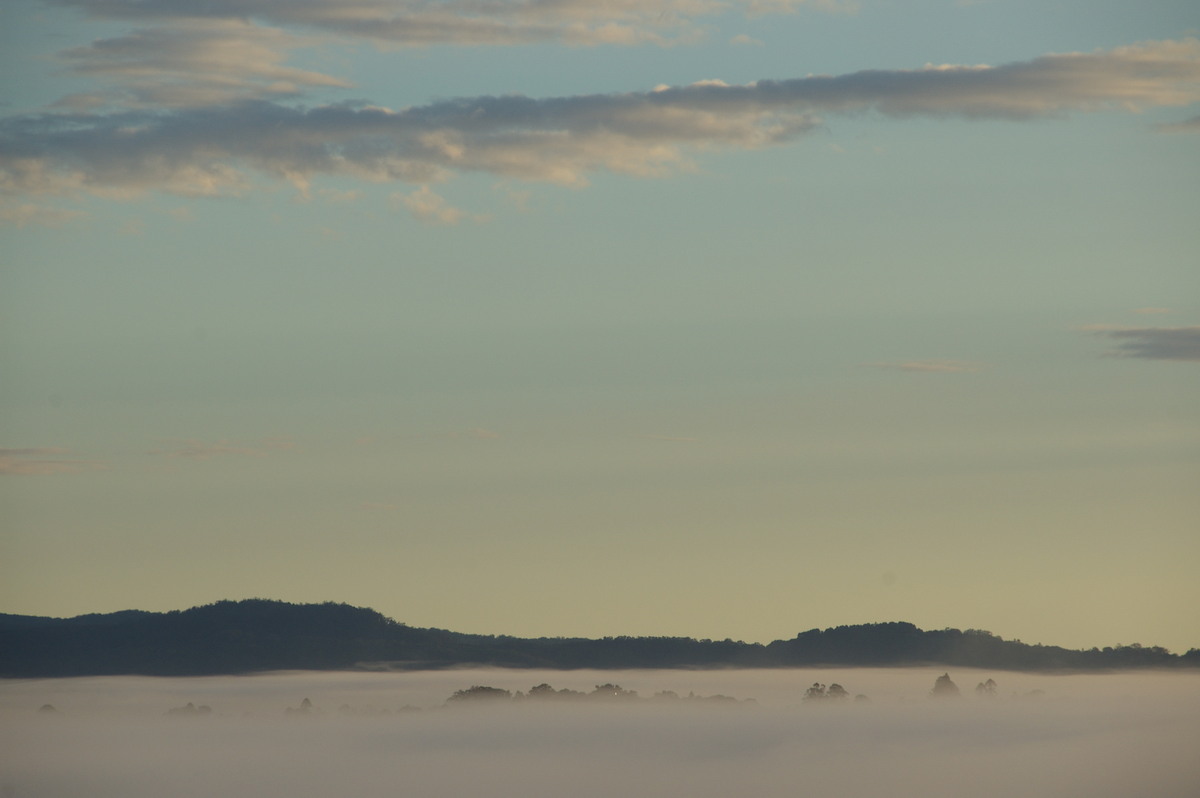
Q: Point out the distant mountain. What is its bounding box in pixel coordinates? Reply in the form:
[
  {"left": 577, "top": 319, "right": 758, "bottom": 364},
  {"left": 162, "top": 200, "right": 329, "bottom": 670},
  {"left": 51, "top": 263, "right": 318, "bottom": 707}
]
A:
[{"left": 1, "top": 600, "right": 1196, "bottom": 677}]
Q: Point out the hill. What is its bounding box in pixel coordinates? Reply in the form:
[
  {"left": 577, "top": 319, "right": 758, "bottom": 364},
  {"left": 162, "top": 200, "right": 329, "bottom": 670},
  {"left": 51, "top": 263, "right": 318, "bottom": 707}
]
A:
[{"left": 1, "top": 600, "right": 1196, "bottom": 677}]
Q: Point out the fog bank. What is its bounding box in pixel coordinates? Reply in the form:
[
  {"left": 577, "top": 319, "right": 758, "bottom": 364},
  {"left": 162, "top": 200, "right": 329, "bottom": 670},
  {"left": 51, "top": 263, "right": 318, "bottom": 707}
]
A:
[{"left": 2, "top": 669, "right": 1197, "bottom": 797}]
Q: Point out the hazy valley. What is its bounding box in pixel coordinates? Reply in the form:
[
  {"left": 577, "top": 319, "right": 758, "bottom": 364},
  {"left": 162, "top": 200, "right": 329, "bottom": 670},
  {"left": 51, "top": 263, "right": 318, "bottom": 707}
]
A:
[{"left": 3, "top": 668, "right": 1198, "bottom": 798}]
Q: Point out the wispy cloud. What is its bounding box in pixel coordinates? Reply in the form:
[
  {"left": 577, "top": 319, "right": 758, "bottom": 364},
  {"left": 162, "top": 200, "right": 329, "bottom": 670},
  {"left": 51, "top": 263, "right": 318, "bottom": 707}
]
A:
[
  {"left": 746, "top": 0, "right": 856, "bottom": 17},
  {"left": 147, "top": 437, "right": 296, "bottom": 459},
  {"left": 1133, "top": 307, "right": 1171, "bottom": 315},
  {"left": 637, "top": 434, "right": 699, "bottom": 442},
  {"left": 38, "top": 0, "right": 847, "bottom": 115},
  {"left": 861, "top": 360, "right": 981, "bottom": 373},
  {"left": 0, "top": 447, "right": 102, "bottom": 475},
  {"left": 1088, "top": 326, "right": 1200, "bottom": 361},
  {"left": 393, "top": 185, "right": 486, "bottom": 225},
  {"left": 48, "top": 1, "right": 850, "bottom": 49},
  {"left": 3, "top": 38, "right": 1198, "bottom": 208},
  {"left": 53, "top": 20, "right": 349, "bottom": 110}
]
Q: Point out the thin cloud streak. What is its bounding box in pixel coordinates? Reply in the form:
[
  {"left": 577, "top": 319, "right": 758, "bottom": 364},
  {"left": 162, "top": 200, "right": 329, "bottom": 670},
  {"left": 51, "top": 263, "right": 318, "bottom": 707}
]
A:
[
  {"left": 393, "top": 185, "right": 487, "bottom": 225},
  {"left": 1089, "top": 326, "right": 1200, "bottom": 361},
  {"left": 4, "top": 39, "right": 1197, "bottom": 207},
  {"left": 48, "top": 1, "right": 851, "bottom": 48},
  {"left": 0, "top": 447, "right": 102, "bottom": 475}
]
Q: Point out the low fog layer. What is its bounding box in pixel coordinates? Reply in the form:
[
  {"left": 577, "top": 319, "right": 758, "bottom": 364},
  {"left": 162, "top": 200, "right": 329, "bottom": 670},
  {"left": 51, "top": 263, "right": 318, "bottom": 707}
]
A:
[{"left": 2, "top": 669, "right": 1198, "bottom": 798}]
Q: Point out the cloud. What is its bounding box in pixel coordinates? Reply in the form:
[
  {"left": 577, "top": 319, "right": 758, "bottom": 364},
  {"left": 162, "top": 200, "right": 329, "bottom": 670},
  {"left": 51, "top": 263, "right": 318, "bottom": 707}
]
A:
[
  {"left": 1133, "top": 307, "right": 1171, "bottom": 314},
  {"left": 1089, "top": 326, "right": 1200, "bottom": 361},
  {"left": 861, "top": 360, "right": 981, "bottom": 373},
  {"left": 53, "top": 20, "right": 350, "bottom": 110},
  {"left": 147, "top": 437, "right": 296, "bottom": 459},
  {"left": 3, "top": 39, "right": 1199, "bottom": 207},
  {"left": 0, "top": 447, "right": 101, "bottom": 475},
  {"left": 48, "top": 1, "right": 849, "bottom": 49},
  {"left": 394, "top": 185, "right": 471, "bottom": 225},
  {"left": 730, "top": 34, "right": 764, "bottom": 47},
  {"left": 746, "top": 0, "right": 857, "bottom": 17}
]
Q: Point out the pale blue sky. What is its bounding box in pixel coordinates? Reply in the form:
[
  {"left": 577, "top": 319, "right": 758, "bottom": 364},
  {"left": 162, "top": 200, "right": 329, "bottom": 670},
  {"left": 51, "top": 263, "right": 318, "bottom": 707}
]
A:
[{"left": 2, "top": 0, "right": 1198, "bottom": 652}]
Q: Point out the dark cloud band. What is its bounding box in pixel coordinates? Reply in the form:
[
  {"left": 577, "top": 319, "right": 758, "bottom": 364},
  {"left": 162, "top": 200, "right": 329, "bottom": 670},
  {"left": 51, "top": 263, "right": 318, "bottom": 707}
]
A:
[
  {"left": 1093, "top": 327, "right": 1200, "bottom": 362},
  {"left": 3, "top": 39, "right": 1198, "bottom": 201}
]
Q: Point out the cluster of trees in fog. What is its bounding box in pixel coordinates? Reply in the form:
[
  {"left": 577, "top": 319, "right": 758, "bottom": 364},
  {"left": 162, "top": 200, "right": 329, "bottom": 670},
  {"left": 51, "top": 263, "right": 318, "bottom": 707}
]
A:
[
  {"left": 446, "top": 682, "right": 748, "bottom": 705},
  {"left": 31, "top": 673, "right": 1036, "bottom": 720},
  {"left": 803, "top": 682, "right": 866, "bottom": 702},
  {"left": 3, "top": 599, "right": 1196, "bottom": 677},
  {"left": 442, "top": 673, "right": 1027, "bottom": 710},
  {"left": 799, "top": 673, "right": 1012, "bottom": 704}
]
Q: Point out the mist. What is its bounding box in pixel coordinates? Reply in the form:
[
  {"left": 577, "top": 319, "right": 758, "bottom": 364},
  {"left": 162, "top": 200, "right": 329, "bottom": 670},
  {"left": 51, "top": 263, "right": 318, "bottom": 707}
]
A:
[{"left": 2, "top": 668, "right": 1197, "bottom": 798}]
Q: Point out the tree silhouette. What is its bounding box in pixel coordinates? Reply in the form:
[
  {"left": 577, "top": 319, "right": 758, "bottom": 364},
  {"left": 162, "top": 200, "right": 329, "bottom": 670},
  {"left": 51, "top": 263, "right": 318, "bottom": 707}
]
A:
[
  {"left": 525, "top": 683, "right": 585, "bottom": 700},
  {"left": 930, "top": 673, "right": 961, "bottom": 698},
  {"left": 975, "top": 678, "right": 998, "bottom": 698},
  {"left": 590, "top": 683, "right": 637, "bottom": 700},
  {"left": 447, "top": 685, "right": 512, "bottom": 703}
]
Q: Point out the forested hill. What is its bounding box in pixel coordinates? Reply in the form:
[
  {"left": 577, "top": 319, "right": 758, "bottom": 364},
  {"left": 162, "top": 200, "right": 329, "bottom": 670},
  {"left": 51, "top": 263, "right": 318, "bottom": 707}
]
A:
[{"left": 2, "top": 600, "right": 1196, "bottom": 677}]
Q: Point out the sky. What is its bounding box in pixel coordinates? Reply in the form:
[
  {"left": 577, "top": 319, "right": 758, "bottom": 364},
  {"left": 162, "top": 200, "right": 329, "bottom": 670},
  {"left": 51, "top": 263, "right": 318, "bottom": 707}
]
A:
[{"left": 1, "top": 0, "right": 1198, "bottom": 654}]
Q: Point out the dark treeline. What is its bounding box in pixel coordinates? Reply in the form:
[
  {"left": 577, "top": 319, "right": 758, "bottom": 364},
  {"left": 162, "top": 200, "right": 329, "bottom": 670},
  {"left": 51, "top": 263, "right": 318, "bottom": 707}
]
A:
[{"left": 2, "top": 599, "right": 1196, "bottom": 677}]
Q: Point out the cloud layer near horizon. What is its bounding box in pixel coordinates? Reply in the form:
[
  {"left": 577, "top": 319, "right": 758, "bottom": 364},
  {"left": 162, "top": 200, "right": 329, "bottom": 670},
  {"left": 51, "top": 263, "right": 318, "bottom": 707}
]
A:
[{"left": 3, "top": 38, "right": 1199, "bottom": 208}]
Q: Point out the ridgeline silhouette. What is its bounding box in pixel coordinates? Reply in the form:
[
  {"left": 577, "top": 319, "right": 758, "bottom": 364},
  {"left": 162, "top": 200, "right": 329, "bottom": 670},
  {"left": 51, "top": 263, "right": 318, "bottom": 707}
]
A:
[{"left": 1, "top": 599, "right": 1196, "bottom": 677}]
